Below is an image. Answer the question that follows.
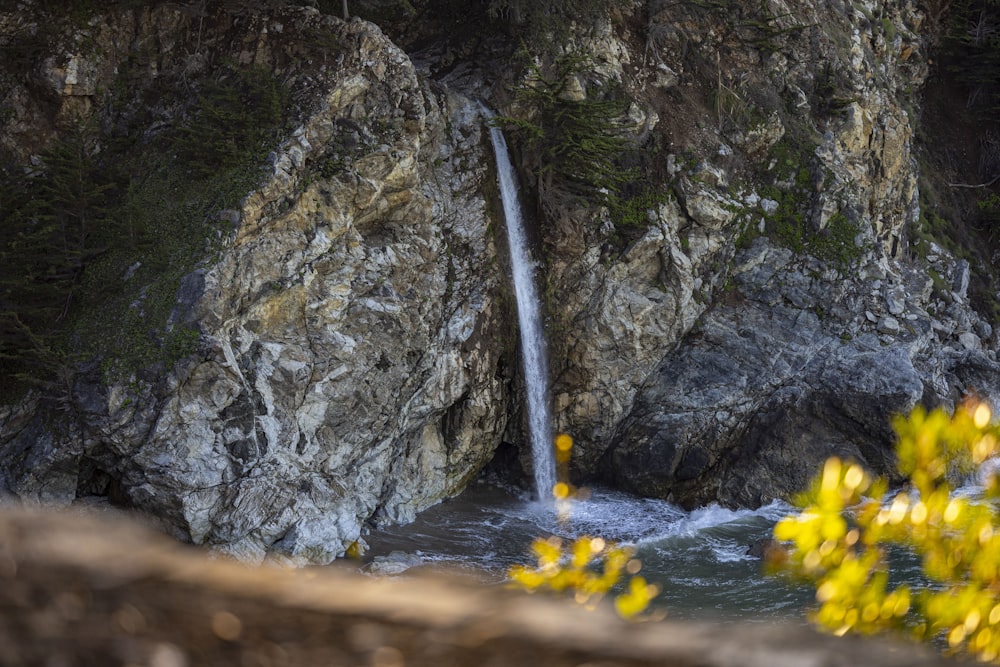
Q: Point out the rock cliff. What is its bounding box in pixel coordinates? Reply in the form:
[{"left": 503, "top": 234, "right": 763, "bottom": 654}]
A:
[
  {"left": 0, "top": 3, "right": 510, "bottom": 563},
  {"left": 517, "top": 0, "right": 1000, "bottom": 507},
  {"left": 2, "top": 0, "right": 999, "bottom": 561}
]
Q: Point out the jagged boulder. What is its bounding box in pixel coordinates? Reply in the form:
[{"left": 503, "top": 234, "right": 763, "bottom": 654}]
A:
[{"left": 607, "top": 238, "right": 1000, "bottom": 508}]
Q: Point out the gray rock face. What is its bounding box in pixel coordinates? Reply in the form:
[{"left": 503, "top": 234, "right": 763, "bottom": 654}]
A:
[
  {"left": 605, "top": 240, "right": 956, "bottom": 508},
  {"left": 531, "top": 0, "right": 1000, "bottom": 505},
  {"left": 0, "top": 8, "right": 509, "bottom": 564},
  {"left": 538, "top": 0, "right": 934, "bottom": 475},
  {"left": 615, "top": 247, "right": 983, "bottom": 504}
]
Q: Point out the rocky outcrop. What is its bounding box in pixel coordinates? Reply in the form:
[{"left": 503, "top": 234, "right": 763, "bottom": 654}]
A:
[
  {"left": 531, "top": 0, "right": 1000, "bottom": 503},
  {"left": 607, "top": 238, "right": 1000, "bottom": 507},
  {"left": 0, "top": 6, "right": 509, "bottom": 563}
]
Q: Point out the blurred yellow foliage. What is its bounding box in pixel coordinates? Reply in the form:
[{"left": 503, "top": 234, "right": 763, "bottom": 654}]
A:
[
  {"left": 509, "top": 434, "right": 659, "bottom": 619},
  {"left": 509, "top": 535, "right": 658, "bottom": 618},
  {"left": 772, "top": 400, "right": 1000, "bottom": 661}
]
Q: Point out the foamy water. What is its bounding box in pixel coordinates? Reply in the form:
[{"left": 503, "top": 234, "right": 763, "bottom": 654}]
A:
[{"left": 363, "top": 483, "right": 812, "bottom": 620}]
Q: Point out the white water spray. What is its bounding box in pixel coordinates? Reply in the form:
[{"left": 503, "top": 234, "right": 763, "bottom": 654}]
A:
[{"left": 482, "top": 108, "right": 556, "bottom": 500}]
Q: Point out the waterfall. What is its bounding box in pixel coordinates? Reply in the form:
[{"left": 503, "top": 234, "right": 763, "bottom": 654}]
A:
[{"left": 482, "top": 109, "right": 557, "bottom": 501}]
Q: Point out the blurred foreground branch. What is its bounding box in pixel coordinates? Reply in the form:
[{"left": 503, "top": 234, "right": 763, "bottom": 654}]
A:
[{"left": 0, "top": 507, "right": 964, "bottom": 666}]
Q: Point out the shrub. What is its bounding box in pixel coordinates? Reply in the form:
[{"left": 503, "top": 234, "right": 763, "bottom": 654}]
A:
[
  {"left": 498, "top": 51, "right": 632, "bottom": 196},
  {"left": 485, "top": 0, "right": 608, "bottom": 44},
  {"left": 943, "top": 0, "right": 1000, "bottom": 117},
  {"left": 510, "top": 535, "right": 658, "bottom": 619},
  {"left": 0, "top": 64, "right": 289, "bottom": 398},
  {"left": 771, "top": 400, "right": 1000, "bottom": 661},
  {"left": 755, "top": 139, "right": 862, "bottom": 270},
  {"left": 496, "top": 50, "right": 663, "bottom": 239},
  {"left": 508, "top": 434, "right": 659, "bottom": 619},
  {"left": 0, "top": 122, "right": 115, "bottom": 396},
  {"left": 171, "top": 65, "right": 287, "bottom": 178}
]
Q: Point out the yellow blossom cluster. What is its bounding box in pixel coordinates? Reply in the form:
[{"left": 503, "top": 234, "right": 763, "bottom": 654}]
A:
[
  {"left": 772, "top": 401, "right": 1000, "bottom": 661},
  {"left": 509, "top": 434, "right": 659, "bottom": 619},
  {"left": 509, "top": 535, "right": 658, "bottom": 618}
]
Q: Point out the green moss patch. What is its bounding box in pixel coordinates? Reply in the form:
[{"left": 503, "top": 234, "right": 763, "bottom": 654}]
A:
[{"left": 750, "top": 138, "right": 862, "bottom": 271}]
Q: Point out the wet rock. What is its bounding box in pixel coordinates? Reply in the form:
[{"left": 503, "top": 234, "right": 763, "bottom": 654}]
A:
[
  {"left": 976, "top": 320, "right": 993, "bottom": 341},
  {"left": 682, "top": 188, "right": 740, "bottom": 229},
  {"left": 736, "top": 111, "right": 785, "bottom": 158},
  {"left": 366, "top": 551, "right": 424, "bottom": 575},
  {"left": 959, "top": 332, "right": 981, "bottom": 351},
  {"left": 654, "top": 63, "right": 679, "bottom": 88},
  {"left": 746, "top": 538, "right": 779, "bottom": 559},
  {"left": 885, "top": 285, "right": 907, "bottom": 316},
  {"left": 953, "top": 259, "right": 971, "bottom": 300}
]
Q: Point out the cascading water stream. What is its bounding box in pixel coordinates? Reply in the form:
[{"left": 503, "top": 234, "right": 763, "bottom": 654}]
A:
[{"left": 482, "top": 108, "right": 557, "bottom": 500}]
